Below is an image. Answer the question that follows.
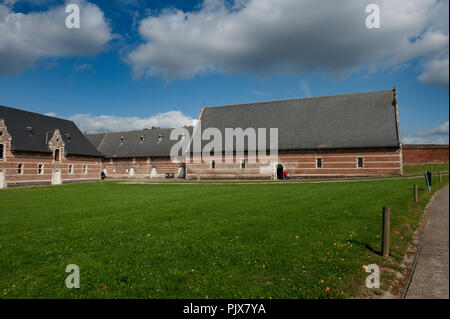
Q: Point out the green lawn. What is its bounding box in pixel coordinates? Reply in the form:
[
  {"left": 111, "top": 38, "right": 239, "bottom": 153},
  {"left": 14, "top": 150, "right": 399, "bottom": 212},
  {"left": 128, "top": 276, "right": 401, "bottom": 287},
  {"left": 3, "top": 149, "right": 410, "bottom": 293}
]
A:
[
  {"left": 0, "top": 176, "right": 447, "bottom": 298},
  {"left": 403, "top": 163, "right": 449, "bottom": 175}
]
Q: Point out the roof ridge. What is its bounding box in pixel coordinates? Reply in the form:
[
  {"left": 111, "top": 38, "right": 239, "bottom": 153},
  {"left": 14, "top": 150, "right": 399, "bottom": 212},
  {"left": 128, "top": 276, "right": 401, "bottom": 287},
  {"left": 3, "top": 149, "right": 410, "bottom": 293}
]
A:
[
  {"left": 205, "top": 89, "right": 394, "bottom": 109},
  {"left": 0, "top": 104, "right": 73, "bottom": 123}
]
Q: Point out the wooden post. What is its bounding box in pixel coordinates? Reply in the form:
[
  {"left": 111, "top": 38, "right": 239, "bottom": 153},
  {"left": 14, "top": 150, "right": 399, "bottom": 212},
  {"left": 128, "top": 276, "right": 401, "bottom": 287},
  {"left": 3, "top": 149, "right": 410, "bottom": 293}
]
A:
[
  {"left": 382, "top": 206, "right": 390, "bottom": 257},
  {"left": 438, "top": 171, "right": 442, "bottom": 184},
  {"left": 414, "top": 184, "right": 418, "bottom": 202}
]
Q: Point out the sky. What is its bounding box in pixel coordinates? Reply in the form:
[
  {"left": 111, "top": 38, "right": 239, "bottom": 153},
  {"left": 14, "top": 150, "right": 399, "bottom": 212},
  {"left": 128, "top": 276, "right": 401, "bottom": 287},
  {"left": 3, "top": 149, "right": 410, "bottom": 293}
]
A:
[{"left": 0, "top": 0, "right": 448, "bottom": 144}]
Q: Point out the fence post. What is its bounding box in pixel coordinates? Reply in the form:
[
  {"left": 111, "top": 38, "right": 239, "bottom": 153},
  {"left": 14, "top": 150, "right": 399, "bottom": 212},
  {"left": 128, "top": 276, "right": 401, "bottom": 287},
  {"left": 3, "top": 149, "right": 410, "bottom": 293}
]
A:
[
  {"left": 438, "top": 171, "right": 442, "bottom": 184},
  {"left": 414, "top": 184, "right": 418, "bottom": 202},
  {"left": 382, "top": 206, "right": 390, "bottom": 257}
]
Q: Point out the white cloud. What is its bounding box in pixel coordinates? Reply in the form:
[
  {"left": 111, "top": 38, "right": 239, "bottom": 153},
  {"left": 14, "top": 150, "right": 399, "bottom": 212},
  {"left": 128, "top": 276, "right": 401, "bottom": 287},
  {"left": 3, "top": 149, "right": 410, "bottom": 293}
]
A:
[
  {"left": 300, "top": 80, "right": 311, "bottom": 97},
  {"left": 74, "top": 63, "right": 95, "bottom": 73},
  {"left": 418, "top": 49, "right": 449, "bottom": 88},
  {"left": 128, "top": 0, "right": 449, "bottom": 87},
  {"left": 403, "top": 121, "right": 449, "bottom": 144},
  {"left": 0, "top": 0, "right": 112, "bottom": 75},
  {"left": 68, "top": 110, "right": 196, "bottom": 133},
  {"left": 416, "top": 121, "right": 449, "bottom": 137}
]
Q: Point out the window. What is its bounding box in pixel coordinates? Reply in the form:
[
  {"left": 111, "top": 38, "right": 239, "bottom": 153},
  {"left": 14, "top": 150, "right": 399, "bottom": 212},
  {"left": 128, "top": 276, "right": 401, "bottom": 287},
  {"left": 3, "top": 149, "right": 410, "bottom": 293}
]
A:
[
  {"left": 0, "top": 143, "right": 4, "bottom": 159},
  {"left": 110, "top": 159, "right": 114, "bottom": 164},
  {"left": 38, "top": 164, "right": 43, "bottom": 175},
  {"left": 357, "top": 157, "right": 364, "bottom": 168},
  {"left": 211, "top": 160, "right": 216, "bottom": 169},
  {"left": 68, "top": 165, "right": 73, "bottom": 174},
  {"left": 316, "top": 158, "right": 323, "bottom": 168},
  {"left": 18, "top": 163, "right": 23, "bottom": 175},
  {"left": 241, "top": 159, "right": 246, "bottom": 168},
  {"left": 146, "top": 157, "right": 151, "bottom": 164},
  {"left": 83, "top": 165, "right": 88, "bottom": 174},
  {"left": 132, "top": 158, "right": 136, "bottom": 164},
  {"left": 54, "top": 149, "right": 60, "bottom": 161}
]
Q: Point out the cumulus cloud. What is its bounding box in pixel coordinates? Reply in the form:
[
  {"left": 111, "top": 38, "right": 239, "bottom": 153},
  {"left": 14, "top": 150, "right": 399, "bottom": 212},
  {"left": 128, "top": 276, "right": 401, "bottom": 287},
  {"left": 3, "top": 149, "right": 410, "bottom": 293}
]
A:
[
  {"left": 128, "top": 0, "right": 449, "bottom": 87},
  {"left": 418, "top": 49, "right": 449, "bottom": 88},
  {"left": 403, "top": 121, "right": 449, "bottom": 144},
  {"left": 0, "top": 0, "right": 112, "bottom": 75},
  {"left": 67, "top": 110, "right": 196, "bottom": 133}
]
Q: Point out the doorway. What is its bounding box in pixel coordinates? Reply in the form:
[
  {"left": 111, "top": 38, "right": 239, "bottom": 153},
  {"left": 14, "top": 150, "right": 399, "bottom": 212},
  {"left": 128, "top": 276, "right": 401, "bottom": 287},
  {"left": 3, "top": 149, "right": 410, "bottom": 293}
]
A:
[
  {"left": 129, "top": 167, "right": 135, "bottom": 178},
  {"left": 276, "top": 164, "right": 284, "bottom": 180},
  {"left": 178, "top": 165, "right": 186, "bottom": 179},
  {"left": 52, "top": 169, "right": 61, "bottom": 185}
]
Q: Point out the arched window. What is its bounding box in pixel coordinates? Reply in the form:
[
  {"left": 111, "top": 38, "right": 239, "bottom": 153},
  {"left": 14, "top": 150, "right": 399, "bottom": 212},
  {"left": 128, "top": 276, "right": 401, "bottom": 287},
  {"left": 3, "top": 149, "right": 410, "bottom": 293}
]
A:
[{"left": 54, "top": 149, "right": 60, "bottom": 161}]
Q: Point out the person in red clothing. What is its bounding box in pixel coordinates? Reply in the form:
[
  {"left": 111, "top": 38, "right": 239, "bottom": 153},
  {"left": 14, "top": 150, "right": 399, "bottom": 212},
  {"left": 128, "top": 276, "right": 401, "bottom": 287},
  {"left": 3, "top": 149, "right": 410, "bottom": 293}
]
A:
[{"left": 283, "top": 169, "right": 288, "bottom": 180}]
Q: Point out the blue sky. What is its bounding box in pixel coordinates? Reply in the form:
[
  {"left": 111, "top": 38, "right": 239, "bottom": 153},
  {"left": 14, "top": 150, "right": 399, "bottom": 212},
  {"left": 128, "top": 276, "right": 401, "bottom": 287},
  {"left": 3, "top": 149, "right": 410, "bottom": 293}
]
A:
[{"left": 0, "top": 0, "right": 448, "bottom": 143}]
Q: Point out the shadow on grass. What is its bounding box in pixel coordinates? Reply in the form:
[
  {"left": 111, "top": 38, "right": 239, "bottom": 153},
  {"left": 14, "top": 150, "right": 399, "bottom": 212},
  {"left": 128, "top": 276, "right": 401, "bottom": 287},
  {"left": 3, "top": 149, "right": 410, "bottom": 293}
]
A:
[{"left": 348, "top": 240, "right": 382, "bottom": 256}]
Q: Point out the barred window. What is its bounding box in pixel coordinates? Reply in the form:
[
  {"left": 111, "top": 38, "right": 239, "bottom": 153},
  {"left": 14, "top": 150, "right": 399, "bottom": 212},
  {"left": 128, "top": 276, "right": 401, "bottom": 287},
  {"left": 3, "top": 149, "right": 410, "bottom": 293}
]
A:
[
  {"left": 316, "top": 158, "right": 323, "bottom": 168},
  {"left": 357, "top": 157, "right": 364, "bottom": 168}
]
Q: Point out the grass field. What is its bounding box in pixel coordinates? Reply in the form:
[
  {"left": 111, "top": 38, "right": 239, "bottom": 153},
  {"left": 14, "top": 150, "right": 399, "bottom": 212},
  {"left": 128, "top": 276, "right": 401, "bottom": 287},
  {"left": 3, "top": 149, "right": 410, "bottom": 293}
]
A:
[
  {"left": 403, "top": 163, "right": 449, "bottom": 175},
  {"left": 0, "top": 175, "right": 448, "bottom": 298}
]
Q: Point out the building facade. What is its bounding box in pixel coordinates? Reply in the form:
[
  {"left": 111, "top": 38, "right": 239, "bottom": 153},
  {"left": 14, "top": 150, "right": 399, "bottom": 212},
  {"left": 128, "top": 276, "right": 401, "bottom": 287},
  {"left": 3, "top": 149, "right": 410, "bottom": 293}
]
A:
[
  {"left": 87, "top": 88, "right": 404, "bottom": 180},
  {"left": 87, "top": 128, "right": 190, "bottom": 179},
  {"left": 0, "top": 106, "right": 103, "bottom": 189},
  {"left": 185, "top": 89, "right": 403, "bottom": 179}
]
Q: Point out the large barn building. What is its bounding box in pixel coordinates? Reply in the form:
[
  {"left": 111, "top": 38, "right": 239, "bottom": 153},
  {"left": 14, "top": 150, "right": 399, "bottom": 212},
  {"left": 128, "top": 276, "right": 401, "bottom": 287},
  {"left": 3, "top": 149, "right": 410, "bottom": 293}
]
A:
[
  {"left": 0, "top": 105, "right": 103, "bottom": 188},
  {"left": 186, "top": 89, "right": 403, "bottom": 179}
]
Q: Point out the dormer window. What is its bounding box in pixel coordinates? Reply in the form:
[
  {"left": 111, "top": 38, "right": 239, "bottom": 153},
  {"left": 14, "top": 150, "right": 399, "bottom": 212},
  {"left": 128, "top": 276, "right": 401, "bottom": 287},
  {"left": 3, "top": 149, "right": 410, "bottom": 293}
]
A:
[
  {"left": 140, "top": 135, "right": 145, "bottom": 143},
  {"left": 65, "top": 133, "right": 71, "bottom": 142},
  {"left": 120, "top": 137, "right": 125, "bottom": 144},
  {"left": 26, "top": 126, "right": 33, "bottom": 135},
  {"left": 158, "top": 135, "right": 163, "bottom": 141}
]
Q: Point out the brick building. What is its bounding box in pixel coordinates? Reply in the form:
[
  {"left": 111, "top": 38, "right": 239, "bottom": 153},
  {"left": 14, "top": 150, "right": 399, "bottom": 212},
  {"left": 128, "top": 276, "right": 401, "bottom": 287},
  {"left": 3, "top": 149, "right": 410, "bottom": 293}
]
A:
[
  {"left": 186, "top": 89, "right": 403, "bottom": 179},
  {"left": 0, "top": 105, "right": 103, "bottom": 189},
  {"left": 87, "top": 88, "right": 404, "bottom": 180},
  {"left": 86, "top": 128, "right": 191, "bottom": 179},
  {"left": 402, "top": 144, "right": 449, "bottom": 165}
]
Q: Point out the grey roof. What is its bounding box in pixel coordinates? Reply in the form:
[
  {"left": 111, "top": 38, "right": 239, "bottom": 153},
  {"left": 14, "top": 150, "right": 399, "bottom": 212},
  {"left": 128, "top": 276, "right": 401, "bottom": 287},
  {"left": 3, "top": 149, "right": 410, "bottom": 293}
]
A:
[
  {"left": 86, "top": 127, "right": 193, "bottom": 158},
  {"left": 194, "top": 89, "right": 401, "bottom": 152},
  {"left": 0, "top": 105, "right": 103, "bottom": 157}
]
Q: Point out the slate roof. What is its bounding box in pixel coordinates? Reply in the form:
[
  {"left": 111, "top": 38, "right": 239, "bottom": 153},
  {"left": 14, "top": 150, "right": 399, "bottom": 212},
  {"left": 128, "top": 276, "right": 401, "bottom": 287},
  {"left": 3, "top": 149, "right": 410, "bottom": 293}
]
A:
[
  {"left": 0, "top": 105, "right": 103, "bottom": 157},
  {"left": 194, "top": 89, "right": 401, "bottom": 152},
  {"left": 86, "top": 127, "right": 193, "bottom": 158}
]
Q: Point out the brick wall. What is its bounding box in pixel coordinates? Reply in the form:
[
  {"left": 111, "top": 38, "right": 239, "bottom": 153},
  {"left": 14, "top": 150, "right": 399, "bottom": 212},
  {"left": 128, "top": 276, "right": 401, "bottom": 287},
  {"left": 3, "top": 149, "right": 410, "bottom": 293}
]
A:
[
  {"left": 402, "top": 145, "right": 449, "bottom": 165},
  {"left": 101, "top": 156, "right": 185, "bottom": 179},
  {"left": 186, "top": 147, "right": 403, "bottom": 180}
]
